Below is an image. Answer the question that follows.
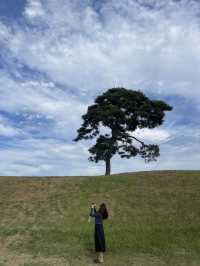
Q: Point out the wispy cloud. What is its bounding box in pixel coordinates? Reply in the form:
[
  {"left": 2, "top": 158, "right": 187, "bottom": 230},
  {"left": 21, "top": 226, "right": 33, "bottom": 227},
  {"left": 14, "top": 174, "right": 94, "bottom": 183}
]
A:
[
  {"left": 24, "top": 0, "right": 45, "bottom": 19},
  {"left": 1, "top": 0, "right": 200, "bottom": 98},
  {"left": 0, "top": 114, "right": 21, "bottom": 137}
]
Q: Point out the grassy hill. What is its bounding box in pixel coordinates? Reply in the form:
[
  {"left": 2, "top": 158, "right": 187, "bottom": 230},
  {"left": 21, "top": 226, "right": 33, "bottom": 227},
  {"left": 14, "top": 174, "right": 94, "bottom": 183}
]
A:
[{"left": 0, "top": 170, "right": 200, "bottom": 266}]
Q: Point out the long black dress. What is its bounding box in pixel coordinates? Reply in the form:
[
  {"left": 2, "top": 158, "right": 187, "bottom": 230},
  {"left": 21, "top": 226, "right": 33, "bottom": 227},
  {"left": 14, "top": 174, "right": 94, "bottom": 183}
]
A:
[{"left": 90, "top": 207, "right": 106, "bottom": 252}]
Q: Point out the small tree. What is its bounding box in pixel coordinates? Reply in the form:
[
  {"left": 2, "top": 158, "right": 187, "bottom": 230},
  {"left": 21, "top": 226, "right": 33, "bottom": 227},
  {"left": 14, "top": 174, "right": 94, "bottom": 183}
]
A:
[{"left": 73, "top": 88, "right": 172, "bottom": 175}]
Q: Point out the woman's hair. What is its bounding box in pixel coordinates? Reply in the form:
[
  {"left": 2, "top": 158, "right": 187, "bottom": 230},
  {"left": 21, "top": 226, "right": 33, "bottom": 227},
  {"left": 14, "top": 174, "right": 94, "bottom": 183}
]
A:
[{"left": 98, "top": 203, "right": 108, "bottom": 220}]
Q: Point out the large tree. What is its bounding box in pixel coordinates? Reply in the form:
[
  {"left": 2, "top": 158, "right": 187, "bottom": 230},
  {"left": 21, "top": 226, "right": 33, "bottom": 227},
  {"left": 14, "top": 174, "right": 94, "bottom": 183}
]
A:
[{"left": 73, "top": 88, "right": 172, "bottom": 175}]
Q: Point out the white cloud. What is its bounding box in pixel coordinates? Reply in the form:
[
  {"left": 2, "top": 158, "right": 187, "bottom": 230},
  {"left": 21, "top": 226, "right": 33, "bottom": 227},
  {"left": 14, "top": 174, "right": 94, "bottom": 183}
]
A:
[
  {"left": 0, "top": 124, "right": 20, "bottom": 137},
  {"left": 134, "top": 128, "right": 172, "bottom": 144},
  {"left": 0, "top": 71, "right": 87, "bottom": 135},
  {"left": 0, "top": 137, "right": 101, "bottom": 176},
  {"left": 0, "top": 115, "right": 22, "bottom": 137},
  {"left": 0, "top": 0, "right": 199, "bottom": 101},
  {"left": 24, "top": 0, "right": 45, "bottom": 19}
]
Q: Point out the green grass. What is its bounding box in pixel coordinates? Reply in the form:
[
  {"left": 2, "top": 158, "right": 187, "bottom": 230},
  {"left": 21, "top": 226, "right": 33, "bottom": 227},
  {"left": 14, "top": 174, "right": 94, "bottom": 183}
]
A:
[{"left": 0, "top": 171, "right": 200, "bottom": 265}]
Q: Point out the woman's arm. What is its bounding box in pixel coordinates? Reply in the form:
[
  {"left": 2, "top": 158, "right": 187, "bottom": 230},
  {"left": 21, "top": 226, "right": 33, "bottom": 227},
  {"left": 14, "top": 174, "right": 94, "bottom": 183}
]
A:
[{"left": 89, "top": 206, "right": 97, "bottom": 217}]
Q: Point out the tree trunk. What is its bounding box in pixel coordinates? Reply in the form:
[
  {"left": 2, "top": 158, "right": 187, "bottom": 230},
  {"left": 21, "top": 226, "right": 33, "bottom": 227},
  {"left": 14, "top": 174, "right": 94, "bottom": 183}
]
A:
[{"left": 105, "top": 158, "right": 111, "bottom": 176}]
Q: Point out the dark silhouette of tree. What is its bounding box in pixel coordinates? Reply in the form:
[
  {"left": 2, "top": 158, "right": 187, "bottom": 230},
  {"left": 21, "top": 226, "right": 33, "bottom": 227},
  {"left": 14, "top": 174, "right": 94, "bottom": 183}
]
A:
[{"left": 73, "top": 88, "right": 172, "bottom": 175}]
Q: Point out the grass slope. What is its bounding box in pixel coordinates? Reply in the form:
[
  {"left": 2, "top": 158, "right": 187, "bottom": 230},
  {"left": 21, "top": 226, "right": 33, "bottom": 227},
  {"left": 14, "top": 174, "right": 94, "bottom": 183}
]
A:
[{"left": 0, "top": 170, "right": 200, "bottom": 266}]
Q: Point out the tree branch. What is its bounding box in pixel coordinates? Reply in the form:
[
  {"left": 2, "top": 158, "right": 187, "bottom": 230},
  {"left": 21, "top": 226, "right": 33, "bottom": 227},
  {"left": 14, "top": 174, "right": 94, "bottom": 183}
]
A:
[
  {"left": 120, "top": 132, "right": 145, "bottom": 146},
  {"left": 127, "top": 135, "right": 145, "bottom": 146}
]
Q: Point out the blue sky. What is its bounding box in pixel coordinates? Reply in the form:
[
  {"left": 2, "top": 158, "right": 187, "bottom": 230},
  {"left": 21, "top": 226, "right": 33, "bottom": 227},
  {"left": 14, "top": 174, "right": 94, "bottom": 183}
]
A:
[{"left": 0, "top": 0, "right": 200, "bottom": 176}]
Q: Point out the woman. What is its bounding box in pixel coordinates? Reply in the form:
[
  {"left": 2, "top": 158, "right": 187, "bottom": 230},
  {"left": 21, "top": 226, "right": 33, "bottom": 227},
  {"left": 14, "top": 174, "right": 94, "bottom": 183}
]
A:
[{"left": 89, "top": 203, "right": 108, "bottom": 263}]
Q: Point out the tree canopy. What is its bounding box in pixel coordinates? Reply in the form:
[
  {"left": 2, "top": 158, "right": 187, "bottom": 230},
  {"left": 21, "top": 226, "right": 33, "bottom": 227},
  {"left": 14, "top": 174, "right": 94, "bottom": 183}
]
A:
[{"left": 73, "top": 88, "right": 173, "bottom": 175}]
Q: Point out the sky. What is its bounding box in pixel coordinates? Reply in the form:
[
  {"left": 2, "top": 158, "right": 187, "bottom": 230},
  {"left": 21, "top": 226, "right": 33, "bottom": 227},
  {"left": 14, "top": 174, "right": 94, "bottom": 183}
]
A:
[{"left": 0, "top": 0, "right": 200, "bottom": 176}]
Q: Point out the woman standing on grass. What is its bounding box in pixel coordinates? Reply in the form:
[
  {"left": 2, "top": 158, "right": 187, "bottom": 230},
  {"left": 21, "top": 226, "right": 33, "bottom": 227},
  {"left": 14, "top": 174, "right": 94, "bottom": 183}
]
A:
[{"left": 89, "top": 203, "right": 108, "bottom": 263}]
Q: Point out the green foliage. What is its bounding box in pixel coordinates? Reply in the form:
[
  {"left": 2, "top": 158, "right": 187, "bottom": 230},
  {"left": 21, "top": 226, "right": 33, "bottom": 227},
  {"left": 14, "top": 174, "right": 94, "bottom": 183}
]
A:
[
  {"left": 88, "top": 135, "right": 118, "bottom": 162},
  {"left": 73, "top": 88, "right": 172, "bottom": 173}
]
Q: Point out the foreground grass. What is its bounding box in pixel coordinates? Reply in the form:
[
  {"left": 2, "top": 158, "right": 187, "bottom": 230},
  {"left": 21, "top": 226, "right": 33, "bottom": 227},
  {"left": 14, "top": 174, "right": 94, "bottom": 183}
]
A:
[{"left": 0, "top": 170, "right": 200, "bottom": 265}]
